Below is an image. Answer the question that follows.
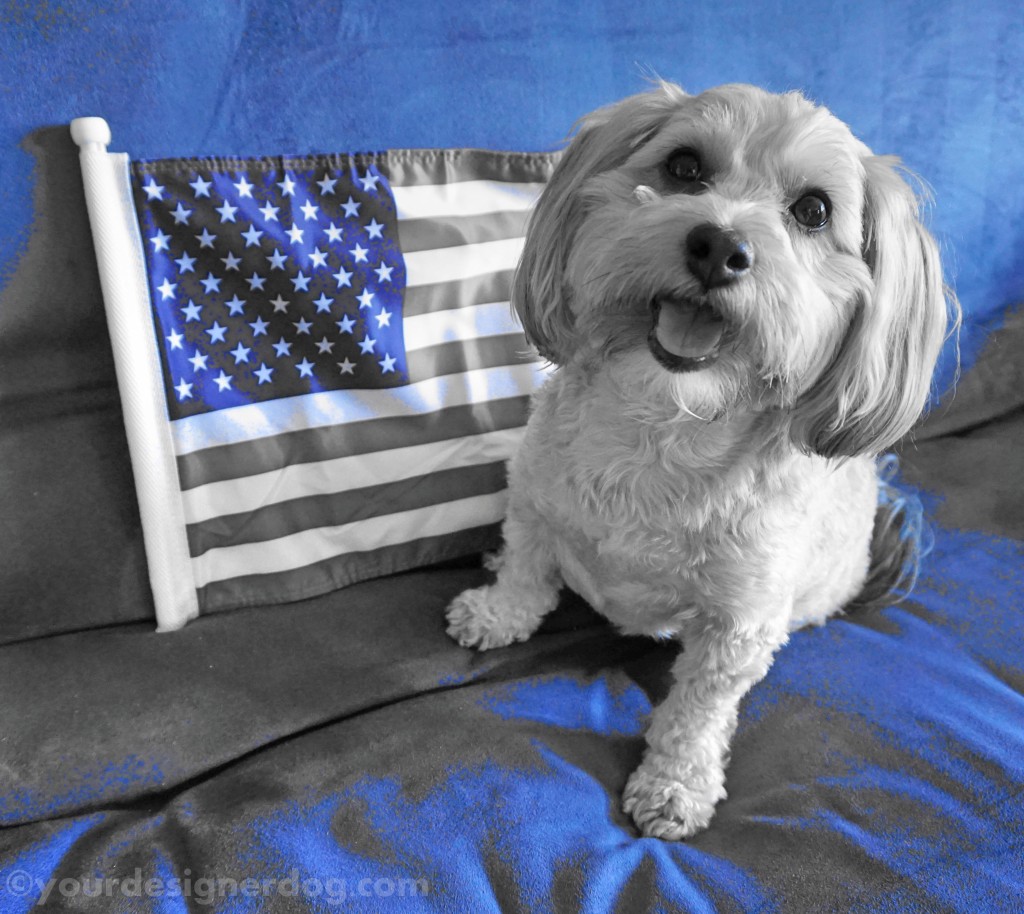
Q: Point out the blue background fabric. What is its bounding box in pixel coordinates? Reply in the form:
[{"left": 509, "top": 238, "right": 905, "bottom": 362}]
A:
[
  {"left": 1, "top": 0, "right": 1022, "bottom": 387},
  {"left": 1, "top": 2, "right": 1022, "bottom": 912}
]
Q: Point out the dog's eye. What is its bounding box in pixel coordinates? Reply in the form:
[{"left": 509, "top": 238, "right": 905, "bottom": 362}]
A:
[
  {"left": 665, "top": 149, "right": 702, "bottom": 184},
  {"left": 791, "top": 192, "right": 831, "bottom": 230}
]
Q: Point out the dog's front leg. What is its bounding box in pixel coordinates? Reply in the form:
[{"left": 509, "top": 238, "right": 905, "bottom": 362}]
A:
[
  {"left": 445, "top": 494, "right": 562, "bottom": 651},
  {"left": 623, "top": 616, "right": 788, "bottom": 839}
]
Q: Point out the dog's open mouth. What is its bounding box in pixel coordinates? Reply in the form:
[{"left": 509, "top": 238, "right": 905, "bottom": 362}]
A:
[{"left": 647, "top": 295, "right": 728, "bottom": 372}]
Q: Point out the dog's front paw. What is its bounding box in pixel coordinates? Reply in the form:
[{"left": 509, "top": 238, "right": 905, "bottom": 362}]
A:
[
  {"left": 622, "top": 755, "right": 727, "bottom": 840},
  {"left": 445, "top": 585, "right": 542, "bottom": 651}
]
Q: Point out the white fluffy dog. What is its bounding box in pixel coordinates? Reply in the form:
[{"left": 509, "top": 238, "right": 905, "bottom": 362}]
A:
[{"left": 446, "top": 83, "right": 953, "bottom": 839}]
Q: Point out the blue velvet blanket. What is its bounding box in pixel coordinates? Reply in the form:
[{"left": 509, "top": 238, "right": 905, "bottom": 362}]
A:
[{"left": 1, "top": 3, "right": 1021, "bottom": 912}]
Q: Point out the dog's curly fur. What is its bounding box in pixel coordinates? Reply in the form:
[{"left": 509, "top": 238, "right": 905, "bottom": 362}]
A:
[{"left": 446, "top": 83, "right": 955, "bottom": 839}]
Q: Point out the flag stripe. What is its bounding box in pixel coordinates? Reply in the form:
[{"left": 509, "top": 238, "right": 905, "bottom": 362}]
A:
[
  {"left": 182, "top": 426, "right": 525, "bottom": 524},
  {"left": 391, "top": 179, "right": 546, "bottom": 220},
  {"left": 188, "top": 457, "right": 508, "bottom": 556},
  {"left": 404, "top": 237, "right": 524, "bottom": 288},
  {"left": 403, "top": 301, "right": 519, "bottom": 352},
  {"left": 190, "top": 489, "right": 509, "bottom": 589},
  {"left": 196, "top": 522, "right": 502, "bottom": 612},
  {"left": 405, "top": 332, "right": 532, "bottom": 384},
  {"left": 171, "top": 361, "right": 545, "bottom": 457},
  {"left": 398, "top": 209, "right": 530, "bottom": 253},
  {"left": 386, "top": 148, "right": 558, "bottom": 188},
  {"left": 177, "top": 394, "right": 534, "bottom": 490},
  {"left": 402, "top": 270, "right": 514, "bottom": 318}
]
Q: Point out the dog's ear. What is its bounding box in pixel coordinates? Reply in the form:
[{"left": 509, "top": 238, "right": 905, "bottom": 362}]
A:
[
  {"left": 513, "top": 84, "right": 686, "bottom": 363},
  {"left": 790, "top": 155, "right": 954, "bottom": 458}
]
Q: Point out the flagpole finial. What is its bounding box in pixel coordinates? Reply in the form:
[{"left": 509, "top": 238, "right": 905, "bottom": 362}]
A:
[{"left": 70, "top": 117, "right": 112, "bottom": 151}]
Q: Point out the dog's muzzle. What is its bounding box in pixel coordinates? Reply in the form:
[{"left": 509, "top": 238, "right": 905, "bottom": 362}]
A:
[
  {"left": 648, "top": 296, "right": 728, "bottom": 372},
  {"left": 646, "top": 224, "right": 752, "bottom": 372}
]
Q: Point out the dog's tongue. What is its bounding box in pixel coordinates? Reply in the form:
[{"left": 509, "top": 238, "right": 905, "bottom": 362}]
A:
[{"left": 654, "top": 297, "right": 726, "bottom": 360}]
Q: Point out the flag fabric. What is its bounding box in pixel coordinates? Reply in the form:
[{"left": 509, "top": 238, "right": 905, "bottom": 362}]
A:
[{"left": 74, "top": 118, "right": 557, "bottom": 629}]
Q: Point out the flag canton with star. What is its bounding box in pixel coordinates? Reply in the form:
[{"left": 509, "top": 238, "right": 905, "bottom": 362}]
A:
[{"left": 131, "top": 155, "right": 408, "bottom": 420}]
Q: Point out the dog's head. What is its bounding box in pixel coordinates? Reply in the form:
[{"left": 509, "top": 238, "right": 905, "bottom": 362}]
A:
[{"left": 514, "top": 82, "right": 954, "bottom": 457}]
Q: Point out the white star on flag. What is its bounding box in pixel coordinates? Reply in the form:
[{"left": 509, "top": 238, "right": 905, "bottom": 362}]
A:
[
  {"left": 150, "top": 229, "right": 171, "bottom": 252},
  {"left": 143, "top": 178, "right": 165, "bottom": 200},
  {"left": 317, "top": 173, "right": 338, "bottom": 194},
  {"left": 241, "top": 225, "right": 264, "bottom": 246},
  {"left": 200, "top": 273, "right": 222, "bottom": 294},
  {"left": 295, "top": 358, "right": 315, "bottom": 378},
  {"left": 234, "top": 176, "right": 254, "bottom": 198},
  {"left": 157, "top": 278, "right": 176, "bottom": 299},
  {"left": 189, "top": 175, "right": 212, "bottom": 197}
]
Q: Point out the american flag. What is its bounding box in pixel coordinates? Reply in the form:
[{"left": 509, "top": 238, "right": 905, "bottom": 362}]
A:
[{"left": 113, "top": 146, "right": 556, "bottom": 622}]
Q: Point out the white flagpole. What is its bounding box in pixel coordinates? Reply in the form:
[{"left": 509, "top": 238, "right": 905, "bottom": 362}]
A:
[{"left": 70, "top": 117, "right": 199, "bottom": 631}]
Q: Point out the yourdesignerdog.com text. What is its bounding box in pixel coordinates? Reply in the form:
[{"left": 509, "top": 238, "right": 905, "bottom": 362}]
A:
[{"left": 5, "top": 867, "right": 430, "bottom": 907}]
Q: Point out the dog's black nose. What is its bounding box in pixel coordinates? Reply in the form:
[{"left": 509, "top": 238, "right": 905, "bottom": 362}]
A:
[{"left": 685, "top": 223, "right": 754, "bottom": 289}]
